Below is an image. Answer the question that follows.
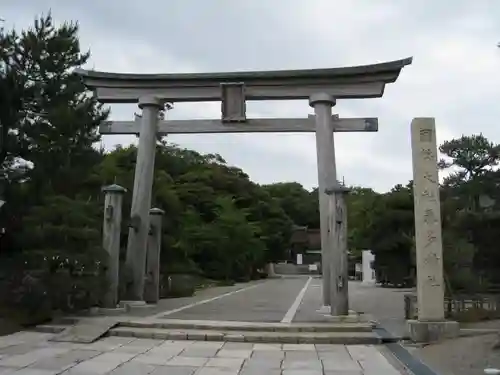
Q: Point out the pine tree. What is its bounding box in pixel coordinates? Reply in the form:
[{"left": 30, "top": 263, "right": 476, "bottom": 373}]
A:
[{"left": 0, "top": 13, "right": 108, "bottom": 201}]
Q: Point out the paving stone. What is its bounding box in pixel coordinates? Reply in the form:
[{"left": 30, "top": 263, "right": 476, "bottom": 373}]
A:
[
  {"left": 61, "top": 349, "right": 103, "bottom": 362},
  {"left": 346, "top": 345, "right": 380, "bottom": 361},
  {"left": 113, "top": 340, "right": 161, "bottom": 354},
  {"left": 150, "top": 366, "right": 197, "bottom": 375},
  {"left": 322, "top": 359, "right": 362, "bottom": 371},
  {"left": 195, "top": 368, "right": 239, "bottom": 375},
  {"left": 10, "top": 369, "right": 59, "bottom": 375},
  {"left": 50, "top": 320, "right": 119, "bottom": 344},
  {"left": 0, "top": 344, "right": 38, "bottom": 355},
  {"left": 189, "top": 341, "right": 223, "bottom": 349},
  {"left": 0, "top": 354, "right": 37, "bottom": 368},
  {"left": 250, "top": 350, "right": 284, "bottom": 360},
  {"left": 109, "top": 361, "right": 157, "bottom": 375},
  {"left": 356, "top": 353, "right": 391, "bottom": 367},
  {"left": 3, "top": 347, "right": 62, "bottom": 363},
  {"left": 239, "top": 368, "right": 281, "bottom": 375},
  {"left": 112, "top": 345, "right": 150, "bottom": 355},
  {"left": 179, "top": 348, "right": 219, "bottom": 358},
  {"left": 282, "top": 359, "right": 323, "bottom": 370},
  {"left": 29, "top": 356, "right": 82, "bottom": 372},
  {"left": 323, "top": 371, "right": 362, "bottom": 375},
  {"left": 126, "top": 339, "right": 161, "bottom": 348},
  {"left": 358, "top": 362, "right": 401, "bottom": 375},
  {"left": 92, "top": 352, "right": 136, "bottom": 364},
  {"left": 243, "top": 358, "right": 282, "bottom": 369},
  {"left": 165, "top": 356, "right": 208, "bottom": 367},
  {"left": 282, "top": 370, "right": 323, "bottom": 375},
  {"left": 315, "top": 344, "right": 346, "bottom": 352},
  {"left": 283, "top": 344, "right": 316, "bottom": 351},
  {"left": 205, "top": 357, "right": 244, "bottom": 368},
  {"left": 78, "top": 337, "right": 132, "bottom": 351},
  {"left": 147, "top": 347, "right": 183, "bottom": 357},
  {"left": 69, "top": 358, "right": 121, "bottom": 375},
  {"left": 317, "top": 350, "right": 351, "bottom": 360},
  {"left": 252, "top": 343, "right": 281, "bottom": 351},
  {"left": 284, "top": 351, "right": 318, "bottom": 361},
  {"left": 0, "top": 366, "right": 15, "bottom": 375},
  {"left": 100, "top": 337, "right": 135, "bottom": 346},
  {"left": 2, "top": 333, "right": 50, "bottom": 345},
  {"left": 157, "top": 341, "right": 192, "bottom": 350},
  {"left": 221, "top": 343, "right": 253, "bottom": 350},
  {"left": 132, "top": 354, "right": 172, "bottom": 366},
  {"left": 216, "top": 349, "right": 252, "bottom": 359}
]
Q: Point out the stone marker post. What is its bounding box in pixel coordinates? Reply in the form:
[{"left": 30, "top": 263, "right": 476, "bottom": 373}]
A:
[
  {"left": 309, "top": 93, "right": 337, "bottom": 309},
  {"left": 326, "top": 184, "right": 350, "bottom": 316},
  {"left": 125, "top": 96, "right": 163, "bottom": 302},
  {"left": 407, "top": 117, "right": 459, "bottom": 342},
  {"left": 101, "top": 184, "right": 127, "bottom": 308},
  {"left": 144, "top": 208, "right": 164, "bottom": 304}
]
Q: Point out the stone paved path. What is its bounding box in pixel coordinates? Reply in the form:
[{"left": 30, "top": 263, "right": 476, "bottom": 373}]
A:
[
  {"left": 293, "top": 279, "right": 408, "bottom": 338},
  {"left": 162, "top": 278, "right": 308, "bottom": 322},
  {"left": 0, "top": 331, "right": 404, "bottom": 375}
]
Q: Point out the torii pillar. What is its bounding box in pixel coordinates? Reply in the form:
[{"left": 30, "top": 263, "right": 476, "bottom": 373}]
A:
[
  {"left": 124, "top": 96, "right": 164, "bottom": 302},
  {"left": 310, "top": 93, "right": 337, "bottom": 308}
]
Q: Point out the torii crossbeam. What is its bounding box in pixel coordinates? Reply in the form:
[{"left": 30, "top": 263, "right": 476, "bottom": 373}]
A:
[{"left": 101, "top": 115, "right": 378, "bottom": 134}]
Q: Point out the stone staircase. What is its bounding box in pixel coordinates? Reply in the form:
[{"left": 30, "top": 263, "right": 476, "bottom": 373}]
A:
[{"left": 34, "top": 317, "right": 381, "bottom": 345}]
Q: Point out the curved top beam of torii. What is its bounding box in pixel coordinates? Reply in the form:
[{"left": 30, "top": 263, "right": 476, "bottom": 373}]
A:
[{"left": 74, "top": 57, "right": 413, "bottom": 104}]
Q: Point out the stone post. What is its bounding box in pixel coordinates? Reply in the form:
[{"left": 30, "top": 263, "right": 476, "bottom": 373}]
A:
[
  {"left": 309, "top": 93, "right": 337, "bottom": 309},
  {"left": 144, "top": 208, "right": 164, "bottom": 304},
  {"left": 326, "top": 184, "right": 350, "bottom": 316},
  {"left": 101, "top": 184, "right": 126, "bottom": 308},
  {"left": 407, "top": 118, "right": 459, "bottom": 342},
  {"left": 124, "top": 96, "right": 163, "bottom": 302}
]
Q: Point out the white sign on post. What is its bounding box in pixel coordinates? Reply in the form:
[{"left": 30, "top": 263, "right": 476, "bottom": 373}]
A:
[{"left": 296, "top": 254, "right": 303, "bottom": 265}]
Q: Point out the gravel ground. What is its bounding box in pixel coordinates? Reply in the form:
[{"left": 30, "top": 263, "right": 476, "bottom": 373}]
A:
[
  {"left": 407, "top": 333, "right": 500, "bottom": 375},
  {"left": 340, "top": 281, "right": 500, "bottom": 375}
]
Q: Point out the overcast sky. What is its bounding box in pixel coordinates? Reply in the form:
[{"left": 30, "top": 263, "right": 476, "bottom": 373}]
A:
[{"left": 4, "top": 1, "right": 500, "bottom": 192}]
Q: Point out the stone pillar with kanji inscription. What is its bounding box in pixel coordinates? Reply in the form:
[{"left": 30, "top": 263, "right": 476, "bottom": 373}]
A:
[{"left": 407, "top": 117, "right": 459, "bottom": 343}]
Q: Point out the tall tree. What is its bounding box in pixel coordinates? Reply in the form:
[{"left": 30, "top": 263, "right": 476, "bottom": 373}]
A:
[
  {"left": 439, "top": 134, "right": 500, "bottom": 181},
  {"left": 1, "top": 13, "right": 108, "bottom": 202},
  {"left": 263, "top": 182, "right": 319, "bottom": 228}
]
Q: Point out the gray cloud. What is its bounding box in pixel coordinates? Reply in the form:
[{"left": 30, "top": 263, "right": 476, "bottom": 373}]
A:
[{"left": 4, "top": 0, "right": 500, "bottom": 191}]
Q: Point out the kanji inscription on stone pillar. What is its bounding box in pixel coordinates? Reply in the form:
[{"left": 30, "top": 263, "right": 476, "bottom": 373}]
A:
[{"left": 411, "top": 118, "right": 445, "bottom": 321}]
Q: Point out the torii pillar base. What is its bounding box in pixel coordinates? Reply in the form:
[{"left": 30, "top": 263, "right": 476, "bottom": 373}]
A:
[{"left": 407, "top": 320, "right": 459, "bottom": 343}]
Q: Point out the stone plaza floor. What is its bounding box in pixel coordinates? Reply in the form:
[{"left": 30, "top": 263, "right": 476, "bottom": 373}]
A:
[
  {"left": 0, "top": 332, "right": 405, "bottom": 375},
  {"left": 0, "top": 278, "right": 418, "bottom": 375}
]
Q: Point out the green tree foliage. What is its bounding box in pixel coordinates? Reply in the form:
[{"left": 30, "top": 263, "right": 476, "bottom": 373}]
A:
[
  {"left": 98, "top": 143, "right": 293, "bottom": 282},
  {"left": 358, "top": 184, "right": 415, "bottom": 286},
  {"left": 0, "top": 14, "right": 109, "bottom": 322},
  {"left": 347, "top": 134, "right": 500, "bottom": 291},
  {"left": 263, "top": 182, "right": 319, "bottom": 228}
]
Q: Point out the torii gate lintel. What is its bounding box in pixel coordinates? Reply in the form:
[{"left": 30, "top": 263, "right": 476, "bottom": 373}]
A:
[{"left": 100, "top": 116, "right": 379, "bottom": 135}]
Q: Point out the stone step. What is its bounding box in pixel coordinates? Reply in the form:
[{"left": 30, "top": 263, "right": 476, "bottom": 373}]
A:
[
  {"left": 108, "top": 326, "right": 381, "bottom": 344},
  {"left": 119, "top": 318, "right": 373, "bottom": 333}
]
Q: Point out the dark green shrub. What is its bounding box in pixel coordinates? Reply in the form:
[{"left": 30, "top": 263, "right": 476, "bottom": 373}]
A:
[
  {"left": 0, "top": 250, "right": 108, "bottom": 325},
  {"left": 160, "top": 274, "right": 197, "bottom": 298}
]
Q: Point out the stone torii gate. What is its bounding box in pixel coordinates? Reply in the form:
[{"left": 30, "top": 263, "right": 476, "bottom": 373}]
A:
[{"left": 75, "top": 57, "right": 412, "bottom": 316}]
